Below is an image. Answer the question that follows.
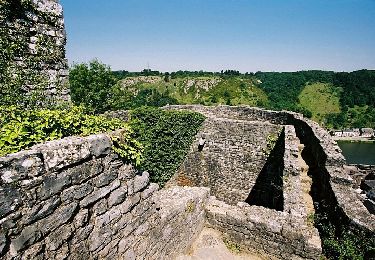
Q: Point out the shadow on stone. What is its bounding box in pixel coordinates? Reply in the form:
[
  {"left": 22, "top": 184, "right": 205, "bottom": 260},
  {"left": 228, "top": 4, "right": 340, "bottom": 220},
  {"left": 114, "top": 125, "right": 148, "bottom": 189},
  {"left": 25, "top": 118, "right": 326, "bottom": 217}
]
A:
[{"left": 245, "top": 130, "right": 285, "bottom": 211}]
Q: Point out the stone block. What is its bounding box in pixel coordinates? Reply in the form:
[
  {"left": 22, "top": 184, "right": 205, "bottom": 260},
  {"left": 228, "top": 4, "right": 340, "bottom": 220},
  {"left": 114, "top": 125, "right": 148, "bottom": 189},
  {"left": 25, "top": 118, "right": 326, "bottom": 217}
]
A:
[
  {"left": 10, "top": 225, "right": 43, "bottom": 253},
  {"left": 88, "top": 227, "right": 112, "bottom": 252},
  {"left": 69, "top": 241, "right": 91, "bottom": 259},
  {"left": 118, "top": 164, "right": 137, "bottom": 180},
  {"left": 71, "top": 224, "right": 93, "bottom": 244},
  {"left": 108, "top": 187, "right": 127, "bottom": 207},
  {"left": 118, "top": 234, "right": 136, "bottom": 254},
  {"left": 0, "top": 231, "right": 7, "bottom": 255},
  {"left": 0, "top": 187, "right": 21, "bottom": 219},
  {"left": 61, "top": 183, "right": 94, "bottom": 202},
  {"left": 35, "top": 136, "right": 91, "bottom": 172},
  {"left": 96, "top": 205, "right": 122, "bottom": 228},
  {"left": 92, "top": 198, "right": 108, "bottom": 216},
  {"left": 39, "top": 202, "right": 78, "bottom": 235},
  {"left": 23, "top": 196, "right": 61, "bottom": 225},
  {"left": 0, "top": 150, "right": 44, "bottom": 184},
  {"left": 20, "top": 241, "right": 44, "bottom": 260},
  {"left": 93, "top": 169, "right": 118, "bottom": 188},
  {"left": 122, "top": 248, "right": 136, "bottom": 260},
  {"left": 120, "top": 193, "right": 141, "bottom": 214},
  {"left": 141, "top": 183, "right": 159, "bottom": 200},
  {"left": 38, "top": 172, "right": 71, "bottom": 200},
  {"left": 97, "top": 237, "right": 120, "bottom": 258},
  {"left": 80, "top": 179, "right": 120, "bottom": 207},
  {"left": 86, "top": 134, "right": 112, "bottom": 157},
  {"left": 68, "top": 159, "right": 104, "bottom": 185},
  {"left": 53, "top": 243, "right": 69, "bottom": 260},
  {"left": 45, "top": 224, "right": 74, "bottom": 251},
  {"left": 133, "top": 171, "right": 149, "bottom": 193},
  {"left": 74, "top": 209, "right": 89, "bottom": 228}
]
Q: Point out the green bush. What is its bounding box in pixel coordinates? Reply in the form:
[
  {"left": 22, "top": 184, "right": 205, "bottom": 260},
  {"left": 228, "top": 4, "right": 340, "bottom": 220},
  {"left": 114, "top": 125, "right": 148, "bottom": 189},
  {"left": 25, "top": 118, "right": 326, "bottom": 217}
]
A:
[
  {"left": 315, "top": 210, "right": 375, "bottom": 259},
  {"left": 69, "top": 60, "right": 117, "bottom": 113},
  {"left": 129, "top": 107, "right": 205, "bottom": 185},
  {"left": 0, "top": 106, "right": 142, "bottom": 165}
]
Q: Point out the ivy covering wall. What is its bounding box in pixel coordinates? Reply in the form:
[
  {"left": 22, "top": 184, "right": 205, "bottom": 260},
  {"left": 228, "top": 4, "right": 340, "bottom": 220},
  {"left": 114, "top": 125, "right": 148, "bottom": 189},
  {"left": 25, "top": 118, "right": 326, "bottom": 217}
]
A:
[
  {"left": 129, "top": 107, "right": 206, "bottom": 185},
  {"left": 0, "top": 0, "right": 70, "bottom": 108}
]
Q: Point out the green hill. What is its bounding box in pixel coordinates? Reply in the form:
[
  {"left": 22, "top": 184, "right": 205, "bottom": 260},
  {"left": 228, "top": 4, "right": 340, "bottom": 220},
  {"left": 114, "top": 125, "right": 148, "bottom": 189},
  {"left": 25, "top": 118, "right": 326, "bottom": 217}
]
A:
[
  {"left": 117, "top": 75, "right": 270, "bottom": 107},
  {"left": 69, "top": 61, "right": 375, "bottom": 129},
  {"left": 298, "top": 83, "right": 341, "bottom": 125}
]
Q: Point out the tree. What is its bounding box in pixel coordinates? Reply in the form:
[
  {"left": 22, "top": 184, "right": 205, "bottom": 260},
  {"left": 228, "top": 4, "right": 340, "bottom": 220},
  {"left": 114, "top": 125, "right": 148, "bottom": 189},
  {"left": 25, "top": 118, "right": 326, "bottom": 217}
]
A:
[
  {"left": 69, "top": 59, "right": 116, "bottom": 113},
  {"left": 164, "top": 72, "right": 170, "bottom": 82}
]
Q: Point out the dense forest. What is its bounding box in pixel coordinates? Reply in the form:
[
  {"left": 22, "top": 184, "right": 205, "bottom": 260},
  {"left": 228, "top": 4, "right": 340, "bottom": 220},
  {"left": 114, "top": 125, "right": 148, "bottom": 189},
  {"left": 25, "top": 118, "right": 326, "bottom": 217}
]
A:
[
  {"left": 255, "top": 70, "right": 375, "bottom": 128},
  {"left": 69, "top": 60, "right": 375, "bottom": 129}
]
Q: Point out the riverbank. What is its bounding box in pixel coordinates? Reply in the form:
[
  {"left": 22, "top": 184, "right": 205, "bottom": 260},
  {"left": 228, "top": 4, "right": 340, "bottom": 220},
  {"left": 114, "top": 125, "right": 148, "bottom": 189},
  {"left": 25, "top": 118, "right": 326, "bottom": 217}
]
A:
[{"left": 333, "top": 137, "right": 375, "bottom": 143}]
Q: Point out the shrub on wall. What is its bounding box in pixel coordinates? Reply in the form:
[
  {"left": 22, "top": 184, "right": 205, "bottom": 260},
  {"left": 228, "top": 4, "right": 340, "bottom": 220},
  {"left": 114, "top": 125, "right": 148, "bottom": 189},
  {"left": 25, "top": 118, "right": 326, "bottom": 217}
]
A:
[
  {"left": 0, "top": 106, "right": 142, "bottom": 165},
  {"left": 129, "top": 107, "right": 205, "bottom": 185}
]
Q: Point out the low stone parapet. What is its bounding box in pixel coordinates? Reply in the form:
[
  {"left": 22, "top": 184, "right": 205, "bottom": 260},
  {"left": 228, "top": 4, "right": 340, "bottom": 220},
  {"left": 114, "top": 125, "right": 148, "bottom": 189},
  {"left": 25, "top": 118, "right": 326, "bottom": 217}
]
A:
[
  {"left": 205, "top": 197, "right": 321, "bottom": 259},
  {"left": 0, "top": 134, "right": 210, "bottom": 259}
]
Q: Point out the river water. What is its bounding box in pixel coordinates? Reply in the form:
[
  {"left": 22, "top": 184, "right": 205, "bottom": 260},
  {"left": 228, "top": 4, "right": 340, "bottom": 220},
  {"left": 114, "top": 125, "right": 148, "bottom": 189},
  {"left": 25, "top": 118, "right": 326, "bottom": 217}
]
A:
[{"left": 337, "top": 141, "right": 375, "bottom": 165}]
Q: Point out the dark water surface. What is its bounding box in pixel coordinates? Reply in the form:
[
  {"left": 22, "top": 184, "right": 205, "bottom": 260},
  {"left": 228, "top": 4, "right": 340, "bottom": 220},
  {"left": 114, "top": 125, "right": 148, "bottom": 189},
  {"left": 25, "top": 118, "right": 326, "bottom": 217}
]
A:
[{"left": 337, "top": 141, "right": 375, "bottom": 165}]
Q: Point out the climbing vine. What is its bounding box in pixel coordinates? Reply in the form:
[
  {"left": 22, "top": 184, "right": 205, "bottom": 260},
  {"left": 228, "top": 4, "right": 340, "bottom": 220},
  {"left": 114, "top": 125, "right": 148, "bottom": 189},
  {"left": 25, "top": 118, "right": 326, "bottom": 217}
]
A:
[
  {"left": 129, "top": 107, "right": 205, "bottom": 186},
  {"left": 0, "top": 0, "right": 68, "bottom": 108}
]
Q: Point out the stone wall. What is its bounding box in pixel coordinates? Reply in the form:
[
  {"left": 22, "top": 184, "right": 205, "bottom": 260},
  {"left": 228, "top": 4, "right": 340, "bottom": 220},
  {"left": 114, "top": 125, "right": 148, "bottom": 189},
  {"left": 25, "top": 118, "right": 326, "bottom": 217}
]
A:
[
  {"left": 246, "top": 128, "right": 285, "bottom": 211},
  {"left": 290, "top": 116, "right": 375, "bottom": 247},
  {"left": 176, "top": 115, "right": 282, "bottom": 205},
  {"left": 167, "top": 105, "right": 375, "bottom": 257},
  {"left": 203, "top": 124, "right": 321, "bottom": 259},
  {"left": 0, "top": 0, "right": 70, "bottom": 103},
  {"left": 0, "top": 134, "right": 210, "bottom": 259},
  {"left": 206, "top": 199, "right": 321, "bottom": 260},
  {"left": 2, "top": 104, "right": 374, "bottom": 259},
  {"left": 165, "top": 105, "right": 291, "bottom": 125},
  {"left": 167, "top": 105, "right": 375, "bottom": 218}
]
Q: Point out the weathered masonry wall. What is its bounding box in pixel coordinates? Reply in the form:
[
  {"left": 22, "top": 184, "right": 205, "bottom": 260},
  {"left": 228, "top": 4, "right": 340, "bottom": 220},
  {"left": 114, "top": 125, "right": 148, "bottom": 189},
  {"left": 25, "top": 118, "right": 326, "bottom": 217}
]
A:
[
  {"left": 206, "top": 199, "right": 321, "bottom": 260},
  {"left": 0, "top": 134, "right": 209, "bottom": 259},
  {"left": 166, "top": 105, "right": 375, "bottom": 258},
  {"left": 0, "top": 0, "right": 70, "bottom": 102},
  {"left": 167, "top": 106, "right": 375, "bottom": 228},
  {"left": 176, "top": 116, "right": 282, "bottom": 205},
  {"left": 204, "top": 124, "right": 321, "bottom": 259},
  {"left": 291, "top": 117, "right": 375, "bottom": 254},
  {"left": 246, "top": 128, "right": 285, "bottom": 211}
]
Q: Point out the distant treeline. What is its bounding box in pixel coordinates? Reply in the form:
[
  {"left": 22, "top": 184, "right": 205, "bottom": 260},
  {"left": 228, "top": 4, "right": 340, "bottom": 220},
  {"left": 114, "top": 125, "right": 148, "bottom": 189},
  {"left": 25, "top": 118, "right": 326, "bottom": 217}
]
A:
[
  {"left": 113, "top": 69, "right": 251, "bottom": 79},
  {"left": 69, "top": 60, "right": 375, "bottom": 129}
]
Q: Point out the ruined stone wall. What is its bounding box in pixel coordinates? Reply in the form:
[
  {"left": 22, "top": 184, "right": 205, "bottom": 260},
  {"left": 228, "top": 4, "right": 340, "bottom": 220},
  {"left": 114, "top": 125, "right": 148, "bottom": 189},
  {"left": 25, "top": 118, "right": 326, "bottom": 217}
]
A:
[
  {"left": 204, "top": 124, "right": 321, "bottom": 259},
  {"left": 165, "top": 105, "right": 291, "bottom": 124},
  {"left": 0, "top": 134, "right": 209, "bottom": 259},
  {"left": 291, "top": 116, "right": 375, "bottom": 246},
  {"left": 0, "top": 0, "right": 70, "bottom": 104},
  {"left": 168, "top": 105, "right": 375, "bottom": 256},
  {"left": 282, "top": 125, "right": 308, "bottom": 219},
  {"left": 206, "top": 198, "right": 321, "bottom": 260},
  {"left": 176, "top": 116, "right": 282, "bottom": 205}
]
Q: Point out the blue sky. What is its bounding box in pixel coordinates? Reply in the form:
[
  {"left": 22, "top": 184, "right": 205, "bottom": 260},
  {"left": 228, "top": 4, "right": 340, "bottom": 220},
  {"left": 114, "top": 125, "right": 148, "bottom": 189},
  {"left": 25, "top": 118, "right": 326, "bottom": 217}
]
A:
[{"left": 60, "top": 0, "right": 375, "bottom": 72}]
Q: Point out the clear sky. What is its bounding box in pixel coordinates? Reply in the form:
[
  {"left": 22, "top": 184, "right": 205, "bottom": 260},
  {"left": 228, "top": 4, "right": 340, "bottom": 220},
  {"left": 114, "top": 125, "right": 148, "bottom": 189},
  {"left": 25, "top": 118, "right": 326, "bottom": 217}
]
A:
[{"left": 60, "top": 0, "right": 375, "bottom": 72}]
